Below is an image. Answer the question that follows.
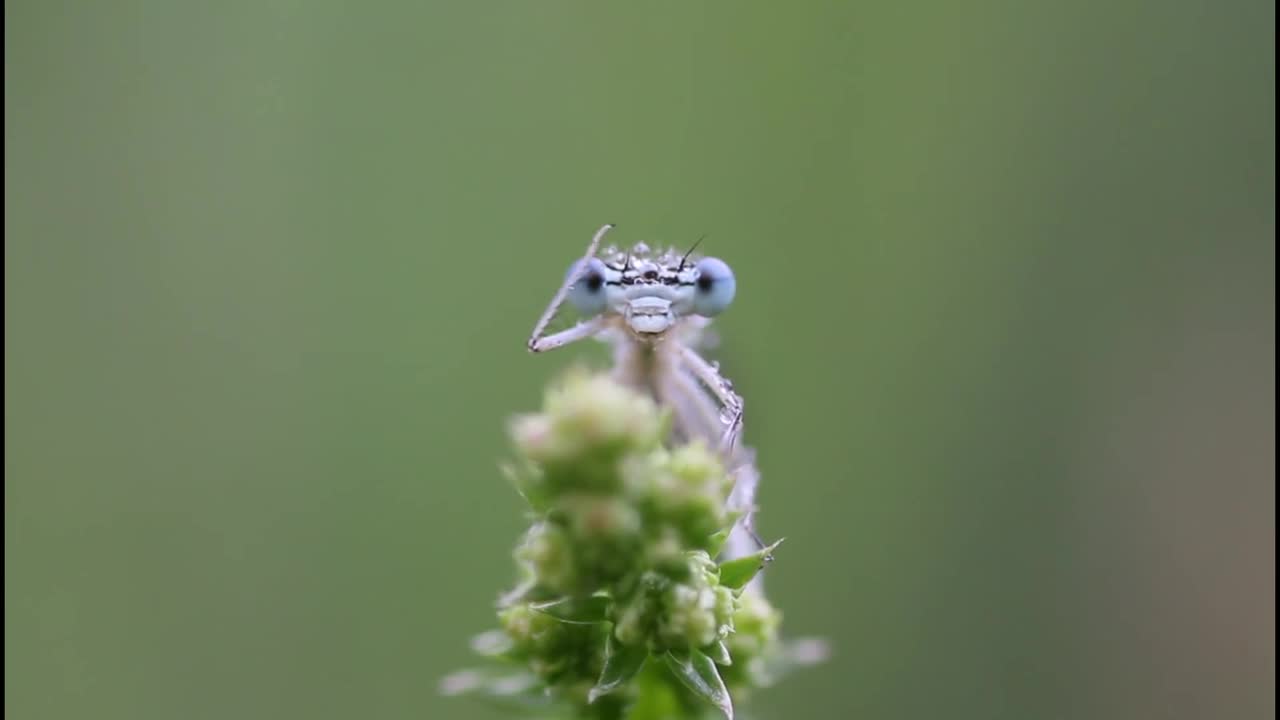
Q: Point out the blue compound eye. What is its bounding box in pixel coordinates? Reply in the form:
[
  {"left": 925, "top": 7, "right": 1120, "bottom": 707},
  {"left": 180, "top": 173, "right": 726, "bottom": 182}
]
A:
[
  {"left": 692, "top": 257, "right": 736, "bottom": 316},
  {"left": 566, "top": 258, "right": 608, "bottom": 315}
]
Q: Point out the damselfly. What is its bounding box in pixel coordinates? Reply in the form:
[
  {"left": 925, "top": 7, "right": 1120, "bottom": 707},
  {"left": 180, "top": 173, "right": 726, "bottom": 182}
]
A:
[{"left": 527, "top": 224, "right": 763, "bottom": 569}]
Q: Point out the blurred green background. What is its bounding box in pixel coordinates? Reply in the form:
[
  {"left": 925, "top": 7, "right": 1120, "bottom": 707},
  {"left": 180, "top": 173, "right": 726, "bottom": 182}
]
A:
[{"left": 5, "top": 1, "right": 1274, "bottom": 718}]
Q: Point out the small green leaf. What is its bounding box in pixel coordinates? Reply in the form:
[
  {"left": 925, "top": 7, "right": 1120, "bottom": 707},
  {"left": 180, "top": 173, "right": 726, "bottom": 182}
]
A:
[
  {"left": 705, "top": 640, "right": 732, "bottom": 666},
  {"left": 707, "top": 529, "right": 731, "bottom": 557},
  {"left": 588, "top": 634, "right": 648, "bottom": 703},
  {"left": 499, "top": 460, "right": 549, "bottom": 513},
  {"left": 663, "top": 649, "right": 733, "bottom": 720},
  {"left": 709, "top": 511, "right": 747, "bottom": 557},
  {"left": 625, "top": 661, "right": 684, "bottom": 720},
  {"left": 718, "top": 539, "right": 784, "bottom": 590},
  {"left": 530, "top": 594, "right": 611, "bottom": 624}
]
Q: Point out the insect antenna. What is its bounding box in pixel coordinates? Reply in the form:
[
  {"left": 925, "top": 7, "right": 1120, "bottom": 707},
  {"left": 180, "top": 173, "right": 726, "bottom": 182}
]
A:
[{"left": 678, "top": 234, "right": 708, "bottom": 271}]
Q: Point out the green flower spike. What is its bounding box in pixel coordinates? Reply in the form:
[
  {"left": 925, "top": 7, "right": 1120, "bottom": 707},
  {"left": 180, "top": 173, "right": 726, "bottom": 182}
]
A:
[{"left": 442, "top": 371, "right": 825, "bottom": 719}]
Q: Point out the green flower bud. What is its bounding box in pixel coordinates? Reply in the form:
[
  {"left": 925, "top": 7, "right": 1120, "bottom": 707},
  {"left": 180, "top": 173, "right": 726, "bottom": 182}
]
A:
[
  {"left": 668, "top": 442, "right": 731, "bottom": 495},
  {"left": 644, "top": 528, "right": 692, "bottom": 579},
  {"left": 613, "top": 572, "right": 668, "bottom": 648},
  {"left": 499, "top": 602, "right": 608, "bottom": 683},
  {"left": 658, "top": 582, "right": 720, "bottom": 648},
  {"left": 642, "top": 551, "right": 737, "bottom": 650},
  {"left": 514, "top": 522, "right": 575, "bottom": 595},
  {"left": 632, "top": 450, "right": 730, "bottom": 549},
  {"left": 713, "top": 586, "right": 737, "bottom": 632},
  {"left": 562, "top": 494, "right": 643, "bottom": 584},
  {"left": 500, "top": 603, "right": 556, "bottom": 653},
  {"left": 727, "top": 591, "right": 782, "bottom": 661},
  {"left": 509, "top": 413, "right": 555, "bottom": 463},
  {"left": 543, "top": 372, "right": 664, "bottom": 457},
  {"left": 511, "top": 372, "right": 670, "bottom": 497},
  {"left": 565, "top": 494, "right": 642, "bottom": 541}
]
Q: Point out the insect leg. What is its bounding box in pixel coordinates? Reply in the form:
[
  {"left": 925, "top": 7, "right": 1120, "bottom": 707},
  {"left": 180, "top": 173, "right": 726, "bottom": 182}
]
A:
[
  {"left": 526, "top": 223, "right": 615, "bottom": 351},
  {"left": 677, "top": 345, "right": 744, "bottom": 418},
  {"left": 527, "top": 317, "right": 606, "bottom": 353},
  {"left": 659, "top": 364, "right": 725, "bottom": 446}
]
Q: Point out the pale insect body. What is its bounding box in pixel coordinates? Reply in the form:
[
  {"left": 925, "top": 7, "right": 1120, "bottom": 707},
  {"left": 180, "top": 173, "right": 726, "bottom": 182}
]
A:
[{"left": 527, "top": 224, "right": 764, "bottom": 583}]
